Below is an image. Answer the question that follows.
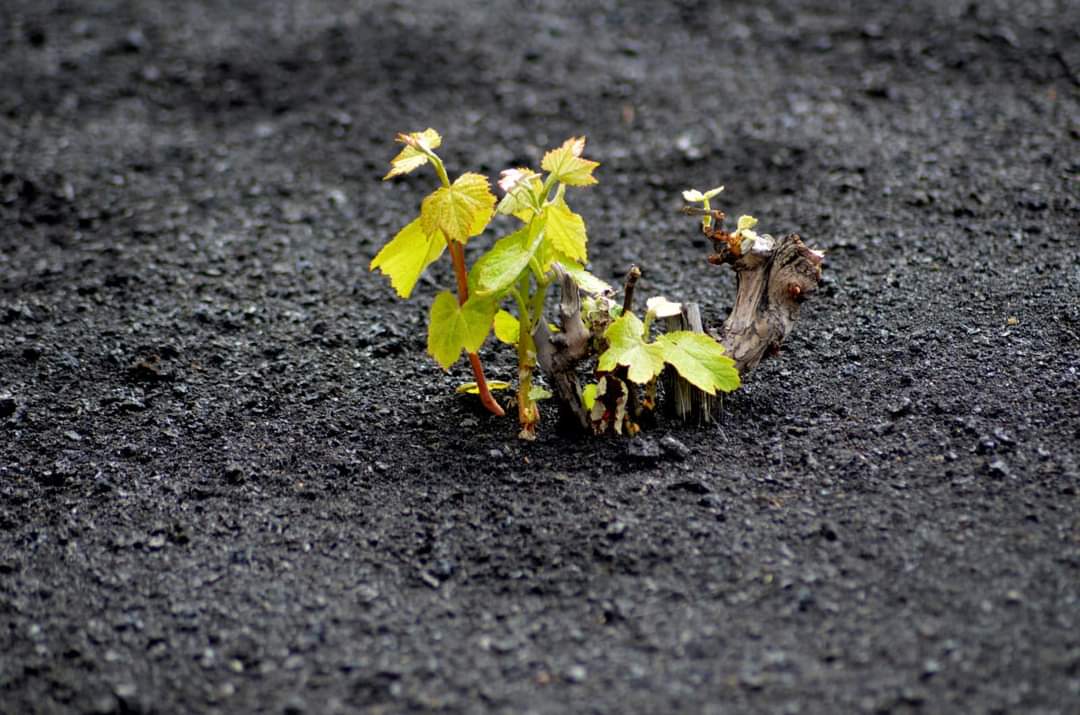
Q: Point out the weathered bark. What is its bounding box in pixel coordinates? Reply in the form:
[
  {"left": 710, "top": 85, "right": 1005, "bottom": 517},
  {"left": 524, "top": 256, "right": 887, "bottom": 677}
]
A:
[
  {"left": 534, "top": 266, "right": 591, "bottom": 432},
  {"left": 706, "top": 230, "right": 824, "bottom": 375}
]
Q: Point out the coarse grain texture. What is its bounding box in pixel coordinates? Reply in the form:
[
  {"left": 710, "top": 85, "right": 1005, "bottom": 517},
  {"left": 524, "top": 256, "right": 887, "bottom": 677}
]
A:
[{"left": 1, "top": 0, "right": 1078, "bottom": 713}]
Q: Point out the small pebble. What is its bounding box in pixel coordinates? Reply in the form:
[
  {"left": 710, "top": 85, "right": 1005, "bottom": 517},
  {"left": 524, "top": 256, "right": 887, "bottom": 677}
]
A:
[
  {"left": 659, "top": 435, "right": 691, "bottom": 460},
  {"left": 889, "top": 396, "right": 913, "bottom": 417},
  {"left": 626, "top": 437, "right": 661, "bottom": 461},
  {"left": 114, "top": 683, "right": 137, "bottom": 699},
  {"left": 565, "top": 665, "right": 587, "bottom": 683}
]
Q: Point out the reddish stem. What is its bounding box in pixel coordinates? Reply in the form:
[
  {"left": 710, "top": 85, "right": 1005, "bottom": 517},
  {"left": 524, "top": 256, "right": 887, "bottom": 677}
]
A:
[
  {"left": 448, "top": 241, "right": 505, "bottom": 417},
  {"left": 448, "top": 241, "right": 471, "bottom": 301}
]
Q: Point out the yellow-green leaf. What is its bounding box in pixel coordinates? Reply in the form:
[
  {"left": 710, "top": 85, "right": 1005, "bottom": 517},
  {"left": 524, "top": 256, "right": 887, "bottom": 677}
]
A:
[
  {"left": 541, "top": 137, "right": 599, "bottom": 187},
  {"left": 582, "top": 383, "right": 598, "bottom": 410},
  {"left": 682, "top": 186, "right": 724, "bottom": 202},
  {"left": 528, "top": 385, "right": 553, "bottom": 401},
  {"left": 456, "top": 380, "right": 512, "bottom": 394},
  {"left": 558, "top": 261, "right": 612, "bottom": 294},
  {"left": 461, "top": 296, "right": 497, "bottom": 352},
  {"left": 469, "top": 220, "right": 544, "bottom": 297},
  {"left": 427, "top": 292, "right": 496, "bottom": 369},
  {"left": 543, "top": 198, "right": 588, "bottom": 263},
  {"left": 369, "top": 218, "right": 446, "bottom": 298},
  {"left": 655, "top": 331, "right": 740, "bottom": 395},
  {"left": 421, "top": 172, "right": 496, "bottom": 243},
  {"left": 494, "top": 310, "right": 520, "bottom": 345},
  {"left": 383, "top": 128, "right": 442, "bottom": 180},
  {"left": 737, "top": 215, "right": 758, "bottom": 231},
  {"left": 598, "top": 312, "right": 666, "bottom": 384}
]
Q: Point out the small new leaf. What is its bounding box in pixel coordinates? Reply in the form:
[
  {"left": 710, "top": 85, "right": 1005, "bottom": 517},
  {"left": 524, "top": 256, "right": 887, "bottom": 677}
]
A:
[
  {"left": 369, "top": 218, "right": 446, "bottom": 298},
  {"left": 598, "top": 312, "right": 666, "bottom": 384},
  {"left": 496, "top": 171, "right": 542, "bottom": 221},
  {"left": 734, "top": 215, "right": 760, "bottom": 253},
  {"left": 421, "top": 172, "right": 496, "bottom": 243},
  {"left": 682, "top": 186, "right": 724, "bottom": 202},
  {"left": 428, "top": 292, "right": 496, "bottom": 370},
  {"left": 543, "top": 198, "right": 588, "bottom": 263},
  {"left": 383, "top": 128, "right": 442, "bottom": 180},
  {"left": 498, "top": 167, "right": 541, "bottom": 195},
  {"left": 541, "top": 137, "right": 599, "bottom": 187},
  {"left": 656, "top": 331, "right": 740, "bottom": 395},
  {"left": 582, "top": 383, "right": 598, "bottom": 410},
  {"left": 528, "top": 385, "right": 553, "bottom": 401}
]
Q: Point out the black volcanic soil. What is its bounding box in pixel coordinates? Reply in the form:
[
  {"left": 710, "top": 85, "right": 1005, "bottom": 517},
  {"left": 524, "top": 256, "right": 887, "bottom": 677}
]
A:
[{"left": 2, "top": 1, "right": 1078, "bottom": 713}]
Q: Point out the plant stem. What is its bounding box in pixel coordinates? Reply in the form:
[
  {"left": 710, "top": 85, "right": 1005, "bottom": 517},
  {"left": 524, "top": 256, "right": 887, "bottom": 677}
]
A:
[
  {"left": 422, "top": 149, "right": 452, "bottom": 189},
  {"left": 448, "top": 240, "right": 504, "bottom": 417},
  {"left": 448, "top": 241, "right": 471, "bottom": 300},
  {"left": 515, "top": 275, "right": 540, "bottom": 440}
]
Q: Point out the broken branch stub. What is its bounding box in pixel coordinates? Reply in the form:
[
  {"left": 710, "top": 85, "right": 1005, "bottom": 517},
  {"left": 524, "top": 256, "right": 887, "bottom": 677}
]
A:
[
  {"left": 663, "top": 303, "right": 715, "bottom": 425},
  {"left": 705, "top": 226, "right": 824, "bottom": 375}
]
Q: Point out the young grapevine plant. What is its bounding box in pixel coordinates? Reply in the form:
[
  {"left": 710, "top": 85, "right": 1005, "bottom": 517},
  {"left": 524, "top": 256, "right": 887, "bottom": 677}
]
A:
[
  {"left": 371, "top": 129, "right": 505, "bottom": 417},
  {"left": 372, "top": 129, "right": 741, "bottom": 439}
]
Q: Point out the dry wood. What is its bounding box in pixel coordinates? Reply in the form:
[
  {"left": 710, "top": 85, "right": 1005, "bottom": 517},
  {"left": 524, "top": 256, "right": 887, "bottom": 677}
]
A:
[
  {"left": 534, "top": 266, "right": 592, "bottom": 432},
  {"left": 704, "top": 226, "right": 824, "bottom": 375}
]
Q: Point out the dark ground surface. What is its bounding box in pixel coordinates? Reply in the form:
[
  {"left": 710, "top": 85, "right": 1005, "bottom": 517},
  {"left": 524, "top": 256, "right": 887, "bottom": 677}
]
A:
[{"left": 2, "top": 1, "right": 1079, "bottom": 713}]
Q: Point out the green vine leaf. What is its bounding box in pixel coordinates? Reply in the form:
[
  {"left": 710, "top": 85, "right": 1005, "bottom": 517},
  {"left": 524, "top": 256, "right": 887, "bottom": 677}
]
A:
[
  {"left": 543, "top": 197, "right": 588, "bottom": 263},
  {"left": 383, "top": 128, "right": 442, "bottom": 180},
  {"left": 541, "top": 137, "right": 599, "bottom": 187},
  {"left": 655, "top": 331, "right": 740, "bottom": 394},
  {"left": 469, "top": 220, "right": 544, "bottom": 297},
  {"left": 427, "top": 292, "right": 496, "bottom": 369},
  {"left": 421, "top": 172, "right": 496, "bottom": 243},
  {"left": 369, "top": 218, "right": 446, "bottom": 298},
  {"left": 598, "top": 312, "right": 666, "bottom": 384},
  {"left": 558, "top": 260, "right": 612, "bottom": 294}
]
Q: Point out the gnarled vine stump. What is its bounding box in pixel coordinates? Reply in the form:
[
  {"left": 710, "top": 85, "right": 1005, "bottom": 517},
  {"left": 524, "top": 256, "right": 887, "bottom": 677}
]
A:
[{"left": 535, "top": 217, "right": 824, "bottom": 431}]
